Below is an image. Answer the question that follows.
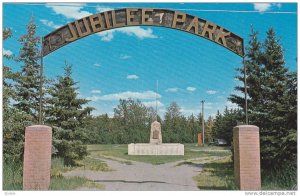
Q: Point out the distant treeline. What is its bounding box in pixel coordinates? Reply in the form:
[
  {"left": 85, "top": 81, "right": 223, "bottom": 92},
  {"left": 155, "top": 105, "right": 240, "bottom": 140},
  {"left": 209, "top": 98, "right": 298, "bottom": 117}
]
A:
[{"left": 80, "top": 99, "right": 242, "bottom": 145}]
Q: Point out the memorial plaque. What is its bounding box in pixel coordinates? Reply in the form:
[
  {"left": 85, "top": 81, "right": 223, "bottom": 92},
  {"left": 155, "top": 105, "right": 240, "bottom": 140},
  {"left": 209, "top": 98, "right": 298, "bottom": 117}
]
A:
[{"left": 153, "top": 130, "right": 159, "bottom": 139}]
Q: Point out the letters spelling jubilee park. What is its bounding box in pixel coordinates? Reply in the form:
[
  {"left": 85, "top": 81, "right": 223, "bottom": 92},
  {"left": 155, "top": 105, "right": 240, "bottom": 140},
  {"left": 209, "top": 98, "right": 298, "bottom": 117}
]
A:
[{"left": 43, "top": 8, "right": 244, "bottom": 57}]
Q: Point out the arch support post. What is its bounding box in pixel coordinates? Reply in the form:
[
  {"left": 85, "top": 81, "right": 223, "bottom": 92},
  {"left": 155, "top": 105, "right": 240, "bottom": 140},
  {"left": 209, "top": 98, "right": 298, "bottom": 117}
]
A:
[
  {"left": 23, "top": 125, "right": 52, "bottom": 190},
  {"left": 233, "top": 125, "right": 261, "bottom": 190}
]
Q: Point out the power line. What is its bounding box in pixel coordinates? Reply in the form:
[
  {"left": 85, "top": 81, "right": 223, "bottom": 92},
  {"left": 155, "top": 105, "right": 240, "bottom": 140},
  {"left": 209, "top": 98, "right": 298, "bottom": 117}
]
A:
[{"left": 7, "top": 3, "right": 297, "bottom": 14}]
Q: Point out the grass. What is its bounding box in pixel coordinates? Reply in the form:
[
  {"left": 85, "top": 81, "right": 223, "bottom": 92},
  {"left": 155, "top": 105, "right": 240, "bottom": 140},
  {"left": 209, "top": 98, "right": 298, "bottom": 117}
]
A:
[
  {"left": 191, "top": 155, "right": 296, "bottom": 190},
  {"left": 87, "top": 143, "right": 231, "bottom": 165},
  {"left": 51, "top": 157, "right": 112, "bottom": 177},
  {"left": 76, "top": 156, "right": 113, "bottom": 171},
  {"left": 193, "top": 156, "right": 237, "bottom": 190},
  {"left": 3, "top": 161, "right": 23, "bottom": 190},
  {"left": 261, "top": 163, "right": 297, "bottom": 190},
  {"left": 50, "top": 176, "right": 104, "bottom": 190},
  {"left": 49, "top": 157, "right": 108, "bottom": 190},
  {"left": 3, "top": 157, "right": 107, "bottom": 190}
]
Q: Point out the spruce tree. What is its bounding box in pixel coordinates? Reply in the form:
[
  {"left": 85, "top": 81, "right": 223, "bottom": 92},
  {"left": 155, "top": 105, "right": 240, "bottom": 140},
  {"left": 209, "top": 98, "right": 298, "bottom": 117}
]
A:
[
  {"left": 47, "top": 63, "right": 93, "bottom": 165},
  {"left": 14, "top": 17, "right": 41, "bottom": 122},
  {"left": 259, "top": 28, "right": 290, "bottom": 168},
  {"left": 3, "top": 28, "right": 14, "bottom": 110},
  {"left": 3, "top": 28, "right": 31, "bottom": 164},
  {"left": 230, "top": 27, "right": 296, "bottom": 171}
]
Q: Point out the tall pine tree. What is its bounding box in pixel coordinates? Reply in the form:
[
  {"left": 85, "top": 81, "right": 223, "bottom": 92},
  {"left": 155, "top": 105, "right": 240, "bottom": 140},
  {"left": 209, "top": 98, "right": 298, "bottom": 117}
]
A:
[
  {"left": 259, "top": 28, "right": 291, "bottom": 168},
  {"left": 46, "top": 62, "right": 93, "bottom": 165},
  {"left": 14, "top": 17, "right": 41, "bottom": 122},
  {"left": 3, "top": 28, "right": 31, "bottom": 163},
  {"left": 3, "top": 28, "right": 14, "bottom": 110},
  {"left": 230, "top": 27, "right": 296, "bottom": 173}
]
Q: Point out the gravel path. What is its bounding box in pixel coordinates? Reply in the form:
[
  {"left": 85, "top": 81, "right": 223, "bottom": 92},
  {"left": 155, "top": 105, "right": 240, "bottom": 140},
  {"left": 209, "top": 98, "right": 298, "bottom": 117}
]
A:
[{"left": 63, "top": 156, "right": 204, "bottom": 191}]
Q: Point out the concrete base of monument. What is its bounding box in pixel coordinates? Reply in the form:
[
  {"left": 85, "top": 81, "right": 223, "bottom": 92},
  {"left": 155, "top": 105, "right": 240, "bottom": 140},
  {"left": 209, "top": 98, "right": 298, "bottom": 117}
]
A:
[{"left": 128, "top": 143, "right": 184, "bottom": 155}]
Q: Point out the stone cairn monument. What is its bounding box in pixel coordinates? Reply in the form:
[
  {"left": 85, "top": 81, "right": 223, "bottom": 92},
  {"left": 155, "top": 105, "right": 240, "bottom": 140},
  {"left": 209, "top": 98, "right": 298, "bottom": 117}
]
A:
[{"left": 128, "top": 81, "right": 184, "bottom": 155}]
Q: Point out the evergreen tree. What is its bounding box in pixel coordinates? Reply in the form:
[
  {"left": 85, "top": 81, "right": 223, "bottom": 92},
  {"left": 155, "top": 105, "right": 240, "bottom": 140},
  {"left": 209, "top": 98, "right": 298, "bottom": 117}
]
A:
[
  {"left": 14, "top": 17, "right": 41, "bottom": 122},
  {"left": 113, "top": 99, "right": 151, "bottom": 143},
  {"left": 212, "top": 107, "right": 243, "bottom": 144},
  {"left": 163, "top": 102, "right": 188, "bottom": 142},
  {"left": 186, "top": 114, "right": 198, "bottom": 143},
  {"left": 46, "top": 63, "right": 93, "bottom": 165},
  {"left": 279, "top": 71, "right": 297, "bottom": 164},
  {"left": 3, "top": 28, "right": 31, "bottom": 164},
  {"left": 259, "top": 28, "right": 291, "bottom": 168},
  {"left": 205, "top": 116, "right": 215, "bottom": 143},
  {"left": 3, "top": 28, "right": 14, "bottom": 111},
  {"left": 229, "top": 27, "right": 296, "bottom": 172}
]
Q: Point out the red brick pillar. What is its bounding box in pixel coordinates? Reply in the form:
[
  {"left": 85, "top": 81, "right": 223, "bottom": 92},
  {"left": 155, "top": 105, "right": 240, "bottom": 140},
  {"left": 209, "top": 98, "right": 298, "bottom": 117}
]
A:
[
  {"left": 198, "top": 133, "right": 203, "bottom": 146},
  {"left": 233, "top": 125, "right": 261, "bottom": 190},
  {"left": 23, "top": 125, "right": 52, "bottom": 190}
]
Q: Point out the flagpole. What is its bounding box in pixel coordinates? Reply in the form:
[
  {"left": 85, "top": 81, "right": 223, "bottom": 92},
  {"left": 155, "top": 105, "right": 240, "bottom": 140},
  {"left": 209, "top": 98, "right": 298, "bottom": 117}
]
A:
[{"left": 38, "top": 37, "right": 44, "bottom": 125}]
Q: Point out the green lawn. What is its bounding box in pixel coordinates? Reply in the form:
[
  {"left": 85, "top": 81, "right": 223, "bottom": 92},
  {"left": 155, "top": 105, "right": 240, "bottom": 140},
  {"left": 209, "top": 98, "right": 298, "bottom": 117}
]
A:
[
  {"left": 50, "top": 176, "right": 104, "bottom": 190},
  {"left": 193, "top": 156, "right": 237, "bottom": 190},
  {"left": 87, "top": 143, "right": 231, "bottom": 165},
  {"left": 3, "top": 157, "right": 108, "bottom": 191}
]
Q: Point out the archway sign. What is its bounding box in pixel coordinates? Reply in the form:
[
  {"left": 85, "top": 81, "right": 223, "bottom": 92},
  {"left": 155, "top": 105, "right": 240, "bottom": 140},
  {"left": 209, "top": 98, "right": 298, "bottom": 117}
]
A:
[
  {"left": 41, "top": 7, "right": 248, "bottom": 124},
  {"left": 42, "top": 8, "right": 244, "bottom": 57},
  {"left": 23, "top": 8, "right": 260, "bottom": 191}
]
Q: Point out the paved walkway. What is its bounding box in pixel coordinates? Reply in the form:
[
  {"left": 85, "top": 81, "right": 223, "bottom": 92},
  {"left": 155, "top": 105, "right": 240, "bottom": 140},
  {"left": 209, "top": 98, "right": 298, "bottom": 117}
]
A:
[{"left": 63, "top": 156, "right": 205, "bottom": 191}]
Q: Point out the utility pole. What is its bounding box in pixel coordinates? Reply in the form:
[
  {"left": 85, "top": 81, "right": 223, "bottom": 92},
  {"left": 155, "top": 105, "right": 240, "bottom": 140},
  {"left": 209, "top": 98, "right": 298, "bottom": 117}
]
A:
[
  {"left": 201, "top": 100, "right": 205, "bottom": 146},
  {"left": 156, "top": 80, "right": 158, "bottom": 121},
  {"left": 243, "top": 56, "right": 248, "bottom": 125}
]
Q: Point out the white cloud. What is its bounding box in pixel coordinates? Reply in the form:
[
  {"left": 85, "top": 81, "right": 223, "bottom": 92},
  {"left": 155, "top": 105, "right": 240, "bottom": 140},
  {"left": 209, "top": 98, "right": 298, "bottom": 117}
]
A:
[
  {"left": 46, "top": 3, "right": 91, "bottom": 19},
  {"left": 186, "top": 87, "right": 196, "bottom": 92},
  {"left": 45, "top": 4, "right": 157, "bottom": 42},
  {"left": 165, "top": 88, "right": 178, "bottom": 92},
  {"left": 3, "top": 48, "right": 12, "bottom": 56},
  {"left": 96, "top": 6, "right": 114, "bottom": 13},
  {"left": 180, "top": 108, "right": 199, "bottom": 115},
  {"left": 98, "top": 31, "right": 114, "bottom": 42},
  {"left": 253, "top": 3, "right": 282, "bottom": 12},
  {"left": 94, "top": 63, "right": 101, "bottom": 67},
  {"left": 120, "top": 54, "right": 131, "bottom": 60},
  {"left": 253, "top": 3, "right": 271, "bottom": 12},
  {"left": 97, "top": 27, "right": 157, "bottom": 42},
  {"left": 119, "top": 27, "right": 157, "bottom": 39},
  {"left": 143, "top": 100, "right": 164, "bottom": 108},
  {"left": 87, "top": 91, "right": 161, "bottom": 101},
  {"left": 127, "top": 75, "right": 139, "bottom": 80},
  {"left": 206, "top": 90, "right": 217, "bottom": 95},
  {"left": 40, "top": 19, "right": 62, "bottom": 29},
  {"left": 91, "top": 90, "right": 101, "bottom": 94},
  {"left": 225, "top": 101, "right": 239, "bottom": 110}
]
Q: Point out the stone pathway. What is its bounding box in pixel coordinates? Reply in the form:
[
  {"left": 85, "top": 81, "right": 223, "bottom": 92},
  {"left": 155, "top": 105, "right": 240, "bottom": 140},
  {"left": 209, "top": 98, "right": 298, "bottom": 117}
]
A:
[{"left": 63, "top": 156, "right": 206, "bottom": 191}]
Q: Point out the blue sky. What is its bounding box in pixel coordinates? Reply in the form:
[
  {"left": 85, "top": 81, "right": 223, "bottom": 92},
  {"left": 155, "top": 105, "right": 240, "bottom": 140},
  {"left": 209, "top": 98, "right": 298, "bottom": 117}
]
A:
[{"left": 3, "top": 3, "right": 297, "bottom": 118}]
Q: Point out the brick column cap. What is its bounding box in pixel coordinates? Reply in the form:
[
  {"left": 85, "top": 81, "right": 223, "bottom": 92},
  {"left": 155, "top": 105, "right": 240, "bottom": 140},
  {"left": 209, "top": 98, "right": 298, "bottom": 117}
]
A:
[
  {"left": 26, "top": 125, "right": 51, "bottom": 131},
  {"left": 234, "top": 125, "right": 259, "bottom": 130}
]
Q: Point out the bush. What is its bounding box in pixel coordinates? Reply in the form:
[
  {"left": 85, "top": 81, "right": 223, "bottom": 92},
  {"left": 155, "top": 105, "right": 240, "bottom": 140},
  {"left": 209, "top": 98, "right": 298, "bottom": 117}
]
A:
[
  {"left": 3, "top": 160, "right": 23, "bottom": 190},
  {"left": 262, "top": 161, "right": 297, "bottom": 189},
  {"left": 52, "top": 127, "right": 88, "bottom": 166}
]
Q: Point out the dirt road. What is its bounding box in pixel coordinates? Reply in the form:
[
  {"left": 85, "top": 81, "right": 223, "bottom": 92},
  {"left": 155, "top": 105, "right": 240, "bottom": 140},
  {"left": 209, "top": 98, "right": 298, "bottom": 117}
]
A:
[{"left": 63, "top": 156, "right": 203, "bottom": 191}]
